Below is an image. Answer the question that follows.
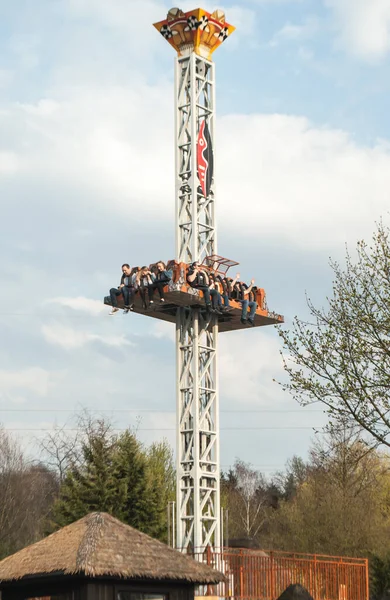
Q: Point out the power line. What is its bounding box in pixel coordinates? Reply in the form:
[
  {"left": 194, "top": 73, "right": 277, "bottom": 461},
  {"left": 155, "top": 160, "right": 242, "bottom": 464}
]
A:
[
  {"left": 0, "top": 408, "right": 324, "bottom": 413},
  {"left": 5, "top": 426, "right": 320, "bottom": 432}
]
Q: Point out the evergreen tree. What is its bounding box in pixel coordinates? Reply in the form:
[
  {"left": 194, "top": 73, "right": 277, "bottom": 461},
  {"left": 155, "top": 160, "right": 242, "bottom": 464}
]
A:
[
  {"left": 144, "top": 440, "right": 175, "bottom": 541},
  {"left": 370, "top": 554, "right": 390, "bottom": 600},
  {"left": 112, "top": 430, "right": 152, "bottom": 532},
  {"left": 51, "top": 419, "right": 174, "bottom": 541},
  {"left": 51, "top": 420, "right": 121, "bottom": 528}
]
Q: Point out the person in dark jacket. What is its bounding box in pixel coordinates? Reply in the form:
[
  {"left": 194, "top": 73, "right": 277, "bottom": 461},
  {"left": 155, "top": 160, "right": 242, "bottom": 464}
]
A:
[
  {"left": 186, "top": 262, "right": 221, "bottom": 313},
  {"left": 148, "top": 261, "right": 172, "bottom": 305},
  {"left": 209, "top": 273, "right": 229, "bottom": 312},
  {"left": 216, "top": 273, "right": 240, "bottom": 308},
  {"left": 224, "top": 273, "right": 240, "bottom": 300},
  {"left": 109, "top": 264, "right": 136, "bottom": 315},
  {"left": 235, "top": 279, "right": 257, "bottom": 326}
]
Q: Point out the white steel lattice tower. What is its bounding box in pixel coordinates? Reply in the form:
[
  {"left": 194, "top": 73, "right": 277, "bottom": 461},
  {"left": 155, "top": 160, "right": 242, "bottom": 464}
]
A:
[
  {"left": 175, "top": 54, "right": 216, "bottom": 264},
  {"left": 154, "top": 8, "right": 235, "bottom": 551}
]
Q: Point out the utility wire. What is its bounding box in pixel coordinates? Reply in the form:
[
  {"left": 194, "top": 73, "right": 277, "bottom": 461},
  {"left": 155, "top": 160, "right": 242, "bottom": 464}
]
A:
[
  {"left": 5, "top": 426, "right": 320, "bottom": 432},
  {"left": 0, "top": 408, "right": 323, "bottom": 413}
]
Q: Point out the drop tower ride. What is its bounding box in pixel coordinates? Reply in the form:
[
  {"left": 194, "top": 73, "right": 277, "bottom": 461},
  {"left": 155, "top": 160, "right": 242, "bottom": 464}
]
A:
[
  {"left": 154, "top": 7, "right": 235, "bottom": 552},
  {"left": 106, "top": 7, "right": 283, "bottom": 553}
]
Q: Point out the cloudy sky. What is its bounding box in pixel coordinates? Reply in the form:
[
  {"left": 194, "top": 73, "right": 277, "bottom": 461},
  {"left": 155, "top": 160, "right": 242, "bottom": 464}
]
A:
[{"left": 1, "top": 0, "right": 390, "bottom": 475}]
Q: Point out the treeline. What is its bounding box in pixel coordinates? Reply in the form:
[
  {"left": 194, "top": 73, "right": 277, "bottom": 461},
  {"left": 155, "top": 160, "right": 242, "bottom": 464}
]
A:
[
  {"left": 222, "top": 425, "right": 390, "bottom": 557},
  {"left": 3, "top": 414, "right": 390, "bottom": 598},
  {"left": 0, "top": 414, "right": 175, "bottom": 560},
  {"left": 3, "top": 413, "right": 390, "bottom": 562},
  {"left": 221, "top": 425, "right": 390, "bottom": 599},
  {"left": 0, "top": 426, "right": 57, "bottom": 558}
]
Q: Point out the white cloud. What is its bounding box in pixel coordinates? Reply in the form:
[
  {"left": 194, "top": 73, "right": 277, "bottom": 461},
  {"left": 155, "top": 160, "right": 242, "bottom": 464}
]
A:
[
  {"left": 151, "top": 321, "right": 175, "bottom": 342},
  {"left": 0, "top": 69, "right": 13, "bottom": 89},
  {"left": 4, "top": 83, "right": 173, "bottom": 214},
  {"left": 0, "top": 368, "right": 51, "bottom": 396},
  {"left": 221, "top": 6, "right": 257, "bottom": 41},
  {"left": 47, "top": 296, "right": 106, "bottom": 316},
  {"left": 19, "top": 99, "right": 60, "bottom": 117},
  {"left": 325, "top": 0, "right": 390, "bottom": 60},
  {"left": 9, "top": 33, "right": 41, "bottom": 69},
  {"left": 218, "top": 113, "right": 390, "bottom": 249},
  {"left": 42, "top": 323, "right": 134, "bottom": 350},
  {"left": 270, "top": 17, "right": 319, "bottom": 46},
  {"left": 65, "top": 0, "right": 164, "bottom": 41},
  {"left": 4, "top": 88, "right": 390, "bottom": 253},
  {"left": 220, "top": 332, "right": 283, "bottom": 404},
  {"left": 0, "top": 151, "right": 19, "bottom": 175},
  {"left": 247, "top": 0, "right": 302, "bottom": 3}
]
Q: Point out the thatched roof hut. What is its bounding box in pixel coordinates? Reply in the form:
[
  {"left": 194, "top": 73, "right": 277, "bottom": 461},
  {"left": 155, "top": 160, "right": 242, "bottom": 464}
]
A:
[{"left": 0, "top": 512, "right": 224, "bottom": 600}]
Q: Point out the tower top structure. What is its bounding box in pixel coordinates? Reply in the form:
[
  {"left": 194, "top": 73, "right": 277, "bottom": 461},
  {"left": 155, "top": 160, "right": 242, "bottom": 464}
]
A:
[{"left": 153, "top": 7, "right": 235, "bottom": 60}]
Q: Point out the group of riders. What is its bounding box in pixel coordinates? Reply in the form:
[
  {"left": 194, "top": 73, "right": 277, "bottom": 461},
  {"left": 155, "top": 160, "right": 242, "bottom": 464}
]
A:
[{"left": 109, "top": 261, "right": 258, "bottom": 326}]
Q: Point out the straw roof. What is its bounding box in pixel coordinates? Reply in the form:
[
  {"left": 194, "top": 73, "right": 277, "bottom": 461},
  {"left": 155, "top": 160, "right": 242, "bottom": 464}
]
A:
[{"left": 0, "top": 512, "right": 224, "bottom": 585}]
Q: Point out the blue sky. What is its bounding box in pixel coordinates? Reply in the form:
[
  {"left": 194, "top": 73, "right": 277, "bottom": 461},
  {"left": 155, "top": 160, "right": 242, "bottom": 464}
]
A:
[{"left": 1, "top": 0, "right": 390, "bottom": 476}]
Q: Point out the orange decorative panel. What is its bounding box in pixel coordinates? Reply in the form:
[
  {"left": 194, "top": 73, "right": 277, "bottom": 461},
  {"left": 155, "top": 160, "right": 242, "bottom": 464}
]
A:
[{"left": 153, "top": 8, "right": 235, "bottom": 60}]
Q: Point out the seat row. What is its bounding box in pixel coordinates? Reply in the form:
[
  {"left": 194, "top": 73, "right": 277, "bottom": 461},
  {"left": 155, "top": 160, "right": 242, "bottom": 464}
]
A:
[{"left": 108, "top": 260, "right": 266, "bottom": 326}]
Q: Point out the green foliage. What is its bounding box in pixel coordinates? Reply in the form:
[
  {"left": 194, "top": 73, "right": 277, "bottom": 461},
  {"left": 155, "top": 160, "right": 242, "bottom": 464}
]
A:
[
  {"left": 51, "top": 420, "right": 121, "bottom": 528},
  {"left": 263, "top": 427, "right": 390, "bottom": 556},
  {"left": 145, "top": 440, "right": 175, "bottom": 542},
  {"left": 370, "top": 554, "right": 390, "bottom": 600},
  {"left": 113, "top": 430, "right": 152, "bottom": 533},
  {"left": 278, "top": 222, "right": 390, "bottom": 448},
  {"left": 50, "top": 419, "right": 175, "bottom": 542}
]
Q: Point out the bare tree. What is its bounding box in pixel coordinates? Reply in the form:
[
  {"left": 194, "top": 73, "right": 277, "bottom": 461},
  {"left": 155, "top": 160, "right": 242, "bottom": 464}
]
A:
[
  {"left": 0, "top": 425, "right": 26, "bottom": 551},
  {"left": 0, "top": 426, "right": 57, "bottom": 558},
  {"left": 39, "top": 423, "right": 81, "bottom": 483},
  {"left": 38, "top": 410, "right": 115, "bottom": 482},
  {"left": 229, "top": 459, "right": 268, "bottom": 539}
]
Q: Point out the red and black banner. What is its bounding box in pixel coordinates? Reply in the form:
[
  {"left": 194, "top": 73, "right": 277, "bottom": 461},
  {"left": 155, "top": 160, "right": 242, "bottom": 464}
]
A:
[{"left": 197, "top": 119, "right": 214, "bottom": 197}]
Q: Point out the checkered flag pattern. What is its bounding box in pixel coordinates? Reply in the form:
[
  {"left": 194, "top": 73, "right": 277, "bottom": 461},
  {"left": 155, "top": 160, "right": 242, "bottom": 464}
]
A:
[
  {"left": 198, "top": 15, "right": 209, "bottom": 30},
  {"left": 160, "top": 24, "right": 173, "bottom": 39},
  {"left": 186, "top": 15, "right": 199, "bottom": 30},
  {"left": 218, "top": 27, "right": 229, "bottom": 41}
]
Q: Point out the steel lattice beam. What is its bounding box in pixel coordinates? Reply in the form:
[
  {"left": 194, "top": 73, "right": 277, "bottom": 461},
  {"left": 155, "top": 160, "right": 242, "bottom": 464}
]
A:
[
  {"left": 175, "top": 54, "right": 216, "bottom": 264},
  {"left": 176, "top": 307, "right": 220, "bottom": 550},
  {"left": 175, "top": 52, "right": 220, "bottom": 550}
]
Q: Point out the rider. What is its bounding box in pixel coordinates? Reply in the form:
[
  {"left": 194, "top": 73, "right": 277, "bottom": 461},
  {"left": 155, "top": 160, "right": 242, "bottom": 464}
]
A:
[
  {"left": 186, "top": 262, "right": 221, "bottom": 314},
  {"left": 237, "top": 279, "right": 257, "bottom": 326},
  {"left": 109, "top": 264, "right": 135, "bottom": 315},
  {"left": 148, "top": 261, "right": 172, "bottom": 305}
]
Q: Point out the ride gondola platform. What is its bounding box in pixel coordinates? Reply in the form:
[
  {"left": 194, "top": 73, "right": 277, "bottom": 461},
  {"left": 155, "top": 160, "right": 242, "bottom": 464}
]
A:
[{"left": 103, "top": 258, "right": 284, "bottom": 334}]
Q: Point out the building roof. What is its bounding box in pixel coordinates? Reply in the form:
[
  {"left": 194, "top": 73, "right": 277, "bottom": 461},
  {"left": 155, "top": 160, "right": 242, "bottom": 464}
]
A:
[{"left": 0, "top": 512, "right": 224, "bottom": 585}]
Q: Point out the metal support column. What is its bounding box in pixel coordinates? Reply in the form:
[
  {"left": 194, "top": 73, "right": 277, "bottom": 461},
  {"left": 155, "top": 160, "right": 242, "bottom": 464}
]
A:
[
  {"left": 175, "top": 53, "right": 216, "bottom": 263},
  {"left": 174, "top": 48, "right": 220, "bottom": 551},
  {"left": 176, "top": 307, "right": 220, "bottom": 550}
]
